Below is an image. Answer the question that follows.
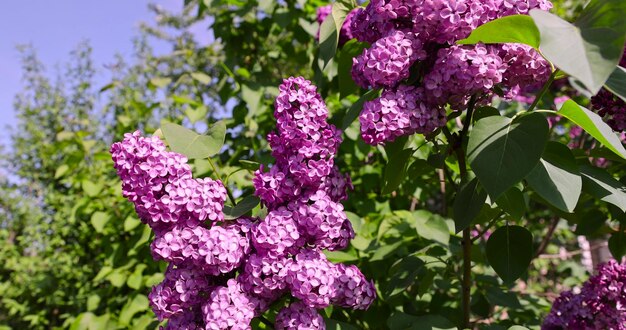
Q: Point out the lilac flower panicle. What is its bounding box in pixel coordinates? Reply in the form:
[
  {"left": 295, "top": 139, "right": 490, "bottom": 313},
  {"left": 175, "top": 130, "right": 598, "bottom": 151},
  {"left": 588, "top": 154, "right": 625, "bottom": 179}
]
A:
[
  {"left": 149, "top": 265, "right": 210, "bottom": 321},
  {"left": 591, "top": 46, "right": 626, "bottom": 132},
  {"left": 290, "top": 191, "right": 355, "bottom": 251},
  {"left": 543, "top": 260, "right": 626, "bottom": 330},
  {"left": 162, "top": 306, "right": 204, "bottom": 330},
  {"left": 110, "top": 131, "right": 193, "bottom": 229},
  {"left": 150, "top": 221, "right": 251, "bottom": 275},
  {"left": 238, "top": 253, "right": 291, "bottom": 305},
  {"left": 285, "top": 249, "right": 338, "bottom": 308},
  {"left": 497, "top": 43, "right": 551, "bottom": 98},
  {"left": 351, "top": 0, "right": 420, "bottom": 43},
  {"left": 351, "top": 30, "right": 426, "bottom": 89},
  {"left": 332, "top": 264, "right": 377, "bottom": 310},
  {"left": 202, "top": 279, "right": 257, "bottom": 330},
  {"left": 251, "top": 208, "right": 305, "bottom": 257},
  {"left": 112, "top": 76, "right": 375, "bottom": 329},
  {"left": 275, "top": 301, "right": 326, "bottom": 330},
  {"left": 359, "top": 85, "right": 446, "bottom": 145},
  {"left": 424, "top": 44, "right": 505, "bottom": 109}
]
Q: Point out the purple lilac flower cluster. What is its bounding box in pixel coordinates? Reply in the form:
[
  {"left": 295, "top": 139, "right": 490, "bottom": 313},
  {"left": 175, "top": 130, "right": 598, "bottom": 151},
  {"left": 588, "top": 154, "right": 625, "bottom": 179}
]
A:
[
  {"left": 346, "top": 0, "right": 553, "bottom": 145},
  {"left": 316, "top": 5, "right": 356, "bottom": 47},
  {"left": 111, "top": 77, "right": 375, "bottom": 329},
  {"left": 543, "top": 260, "right": 626, "bottom": 330},
  {"left": 591, "top": 46, "right": 626, "bottom": 132}
]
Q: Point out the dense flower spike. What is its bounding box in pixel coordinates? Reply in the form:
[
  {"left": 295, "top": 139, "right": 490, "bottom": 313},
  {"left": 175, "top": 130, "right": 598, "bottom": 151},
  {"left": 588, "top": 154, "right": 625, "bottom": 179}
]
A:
[
  {"left": 332, "top": 264, "right": 377, "bottom": 310},
  {"left": 150, "top": 221, "right": 251, "bottom": 276},
  {"left": 113, "top": 76, "right": 373, "bottom": 329},
  {"left": 424, "top": 44, "right": 504, "bottom": 109},
  {"left": 351, "top": 30, "right": 426, "bottom": 89},
  {"left": 290, "top": 191, "right": 355, "bottom": 251},
  {"left": 150, "top": 265, "right": 210, "bottom": 321},
  {"left": 349, "top": 0, "right": 554, "bottom": 145},
  {"left": 591, "top": 46, "right": 626, "bottom": 132},
  {"left": 543, "top": 260, "right": 626, "bottom": 330},
  {"left": 359, "top": 85, "right": 446, "bottom": 145},
  {"left": 202, "top": 279, "right": 257, "bottom": 330},
  {"left": 285, "top": 249, "right": 337, "bottom": 308},
  {"left": 251, "top": 208, "right": 305, "bottom": 256},
  {"left": 275, "top": 301, "right": 326, "bottom": 330}
]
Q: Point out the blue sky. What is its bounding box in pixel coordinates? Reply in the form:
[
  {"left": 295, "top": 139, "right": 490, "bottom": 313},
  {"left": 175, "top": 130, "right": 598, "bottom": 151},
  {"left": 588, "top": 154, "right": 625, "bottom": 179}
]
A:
[{"left": 0, "top": 1, "right": 183, "bottom": 145}]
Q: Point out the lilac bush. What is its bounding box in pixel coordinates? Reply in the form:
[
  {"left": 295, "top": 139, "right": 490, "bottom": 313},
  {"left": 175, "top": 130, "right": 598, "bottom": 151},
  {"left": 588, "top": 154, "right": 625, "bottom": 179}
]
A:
[
  {"left": 349, "top": 0, "right": 553, "bottom": 145},
  {"left": 110, "top": 77, "right": 375, "bottom": 329}
]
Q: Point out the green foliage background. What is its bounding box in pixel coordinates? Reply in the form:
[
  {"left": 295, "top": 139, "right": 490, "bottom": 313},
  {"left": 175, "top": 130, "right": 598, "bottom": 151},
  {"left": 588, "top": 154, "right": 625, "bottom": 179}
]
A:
[{"left": 3, "top": 0, "right": 625, "bottom": 329}]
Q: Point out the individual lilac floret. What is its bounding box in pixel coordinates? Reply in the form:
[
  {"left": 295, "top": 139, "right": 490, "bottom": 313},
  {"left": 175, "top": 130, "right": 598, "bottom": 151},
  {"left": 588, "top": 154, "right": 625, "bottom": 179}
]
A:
[
  {"left": 202, "top": 279, "right": 257, "bottom": 330},
  {"left": 275, "top": 301, "right": 326, "bottom": 330},
  {"left": 332, "top": 264, "right": 377, "bottom": 310},
  {"left": 498, "top": 43, "right": 551, "bottom": 97},
  {"left": 542, "top": 260, "right": 626, "bottom": 330},
  {"left": 238, "top": 253, "right": 291, "bottom": 304},
  {"left": 285, "top": 249, "right": 337, "bottom": 308},
  {"left": 499, "top": 0, "right": 553, "bottom": 16},
  {"left": 351, "top": 0, "right": 420, "bottom": 43},
  {"left": 110, "top": 131, "right": 192, "bottom": 228},
  {"left": 149, "top": 265, "right": 210, "bottom": 321},
  {"left": 351, "top": 30, "right": 426, "bottom": 89},
  {"left": 359, "top": 85, "right": 446, "bottom": 145},
  {"left": 163, "top": 177, "right": 227, "bottom": 224},
  {"left": 424, "top": 44, "right": 505, "bottom": 109},
  {"left": 290, "top": 191, "right": 355, "bottom": 251},
  {"left": 162, "top": 306, "right": 203, "bottom": 330},
  {"left": 251, "top": 207, "right": 305, "bottom": 257},
  {"left": 151, "top": 222, "right": 251, "bottom": 275}
]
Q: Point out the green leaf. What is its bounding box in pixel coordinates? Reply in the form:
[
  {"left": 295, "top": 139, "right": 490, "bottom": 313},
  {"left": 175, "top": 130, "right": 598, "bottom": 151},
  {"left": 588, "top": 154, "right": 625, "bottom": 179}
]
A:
[
  {"left": 118, "top": 294, "right": 149, "bottom": 326},
  {"left": 580, "top": 165, "right": 626, "bottom": 212},
  {"left": 605, "top": 65, "right": 626, "bottom": 103},
  {"left": 318, "top": 1, "right": 352, "bottom": 69},
  {"left": 127, "top": 264, "right": 146, "bottom": 290},
  {"left": 338, "top": 40, "right": 368, "bottom": 98},
  {"left": 107, "top": 271, "right": 126, "bottom": 288},
  {"left": 486, "top": 225, "right": 534, "bottom": 284},
  {"left": 190, "top": 72, "right": 211, "bottom": 85},
  {"left": 55, "top": 164, "right": 69, "bottom": 179},
  {"left": 414, "top": 213, "right": 450, "bottom": 246},
  {"left": 526, "top": 141, "right": 582, "bottom": 212},
  {"left": 161, "top": 121, "right": 226, "bottom": 159},
  {"left": 382, "top": 148, "right": 413, "bottom": 194},
  {"left": 87, "top": 295, "right": 100, "bottom": 312},
  {"left": 473, "top": 106, "right": 500, "bottom": 122},
  {"left": 530, "top": 0, "right": 626, "bottom": 93},
  {"left": 557, "top": 100, "right": 626, "bottom": 159},
  {"left": 238, "top": 160, "right": 261, "bottom": 171},
  {"left": 82, "top": 180, "right": 103, "bottom": 197},
  {"left": 495, "top": 187, "right": 526, "bottom": 220},
  {"left": 609, "top": 232, "right": 626, "bottom": 259},
  {"left": 149, "top": 77, "right": 171, "bottom": 88},
  {"left": 124, "top": 215, "right": 142, "bottom": 232},
  {"left": 325, "top": 319, "right": 359, "bottom": 330},
  {"left": 453, "top": 178, "right": 488, "bottom": 233},
  {"left": 457, "top": 15, "right": 540, "bottom": 48},
  {"left": 342, "top": 89, "right": 379, "bottom": 130},
  {"left": 185, "top": 105, "right": 208, "bottom": 124},
  {"left": 574, "top": 209, "right": 606, "bottom": 235},
  {"left": 90, "top": 211, "right": 110, "bottom": 233},
  {"left": 467, "top": 113, "right": 549, "bottom": 199},
  {"left": 223, "top": 195, "right": 260, "bottom": 220}
]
